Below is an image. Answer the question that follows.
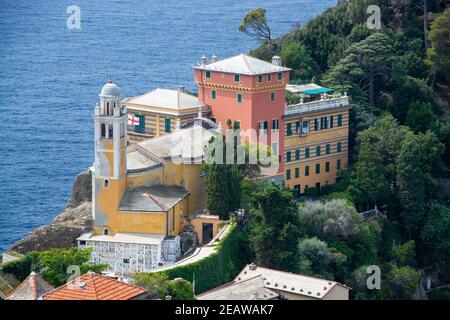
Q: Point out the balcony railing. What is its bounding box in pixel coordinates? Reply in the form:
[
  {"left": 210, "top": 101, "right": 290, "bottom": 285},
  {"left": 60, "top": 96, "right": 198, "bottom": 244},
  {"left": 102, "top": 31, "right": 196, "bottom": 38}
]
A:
[{"left": 285, "top": 94, "right": 349, "bottom": 116}]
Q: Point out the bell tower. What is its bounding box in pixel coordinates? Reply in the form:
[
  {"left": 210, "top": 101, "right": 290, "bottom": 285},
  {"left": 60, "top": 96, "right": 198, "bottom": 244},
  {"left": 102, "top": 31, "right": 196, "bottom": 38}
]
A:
[{"left": 91, "top": 80, "right": 127, "bottom": 235}]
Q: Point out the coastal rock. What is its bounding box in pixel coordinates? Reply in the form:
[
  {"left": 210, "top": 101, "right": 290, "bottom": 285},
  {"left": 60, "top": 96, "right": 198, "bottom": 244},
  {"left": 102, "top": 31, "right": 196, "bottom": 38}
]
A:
[
  {"left": 67, "top": 170, "right": 92, "bottom": 208},
  {"left": 8, "top": 169, "right": 93, "bottom": 254},
  {"left": 9, "top": 202, "right": 93, "bottom": 254}
]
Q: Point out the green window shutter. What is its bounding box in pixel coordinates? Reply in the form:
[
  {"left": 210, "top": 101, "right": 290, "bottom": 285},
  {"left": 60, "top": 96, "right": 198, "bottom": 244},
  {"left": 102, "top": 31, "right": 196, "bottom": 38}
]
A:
[
  {"left": 287, "top": 123, "right": 292, "bottom": 136},
  {"left": 286, "top": 152, "right": 291, "bottom": 162},
  {"left": 305, "top": 166, "right": 309, "bottom": 176},
  {"left": 305, "top": 147, "right": 310, "bottom": 158},
  {"left": 270, "top": 92, "right": 275, "bottom": 101},
  {"left": 286, "top": 169, "right": 291, "bottom": 180},
  {"left": 258, "top": 75, "right": 263, "bottom": 83},
  {"left": 234, "top": 74, "right": 240, "bottom": 82},
  {"left": 211, "top": 90, "right": 216, "bottom": 99},
  {"left": 165, "top": 118, "right": 171, "bottom": 133},
  {"left": 278, "top": 72, "right": 282, "bottom": 80},
  {"left": 206, "top": 71, "right": 211, "bottom": 79},
  {"left": 338, "top": 114, "right": 343, "bottom": 127},
  {"left": 316, "top": 145, "right": 321, "bottom": 156},
  {"left": 326, "top": 144, "right": 330, "bottom": 154},
  {"left": 295, "top": 150, "right": 300, "bottom": 160},
  {"left": 237, "top": 93, "right": 243, "bottom": 103},
  {"left": 267, "top": 74, "right": 272, "bottom": 81}
]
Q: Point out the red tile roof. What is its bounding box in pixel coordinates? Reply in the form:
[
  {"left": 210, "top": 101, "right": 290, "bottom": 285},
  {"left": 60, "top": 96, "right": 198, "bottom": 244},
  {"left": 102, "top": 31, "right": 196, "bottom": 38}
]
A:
[{"left": 42, "top": 272, "right": 146, "bottom": 300}]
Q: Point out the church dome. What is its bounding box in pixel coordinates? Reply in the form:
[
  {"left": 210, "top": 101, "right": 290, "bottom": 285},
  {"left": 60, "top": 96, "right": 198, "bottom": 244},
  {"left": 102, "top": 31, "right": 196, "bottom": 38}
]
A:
[{"left": 100, "top": 80, "right": 121, "bottom": 97}]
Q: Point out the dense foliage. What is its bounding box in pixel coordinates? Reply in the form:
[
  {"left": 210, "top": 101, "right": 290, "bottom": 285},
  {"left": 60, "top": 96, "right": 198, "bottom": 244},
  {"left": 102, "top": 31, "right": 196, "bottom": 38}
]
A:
[
  {"left": 2, "top": 247, "right": 107, "bottom": 287},
  {"left": 241, "top": 0, "right": 450, "bottom": 299}
]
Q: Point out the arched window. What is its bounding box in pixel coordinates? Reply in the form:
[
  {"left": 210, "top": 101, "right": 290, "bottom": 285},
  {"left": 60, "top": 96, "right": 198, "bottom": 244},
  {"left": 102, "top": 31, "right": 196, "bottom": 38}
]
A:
[
  {"left": 106, "top": 102, "right": 110, "bottom": 115},
  {"left": 103, "top": 228, "right": 109, "bottom": 235}
]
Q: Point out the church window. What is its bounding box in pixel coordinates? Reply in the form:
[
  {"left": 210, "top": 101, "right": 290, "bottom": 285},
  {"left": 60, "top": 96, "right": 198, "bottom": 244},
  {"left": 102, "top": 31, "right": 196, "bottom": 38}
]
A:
[
  {"left": 108, "top": 124, "right": 113, "bottom": 138},
  {"left": 101, "top": 123, "right": 106, "bottom": 138}
]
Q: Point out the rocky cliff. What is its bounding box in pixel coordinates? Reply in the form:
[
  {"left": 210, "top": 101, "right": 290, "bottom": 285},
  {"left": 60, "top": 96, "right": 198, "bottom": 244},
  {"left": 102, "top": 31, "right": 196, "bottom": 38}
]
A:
[{"left": 9, "top": 170, "right": 93, "bottom": 254}]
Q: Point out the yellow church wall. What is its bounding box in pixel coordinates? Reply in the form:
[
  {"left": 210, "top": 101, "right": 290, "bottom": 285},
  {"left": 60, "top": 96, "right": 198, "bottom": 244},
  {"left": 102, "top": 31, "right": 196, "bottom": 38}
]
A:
[
  {"left": 127, "top": 168, "right": 164, "bottom": 188},
  {"left": 93, "top": 177, "right": 128, "bottom": 235},
  {"left": 117, "top": 211, "right": 166, "bottom": 234}
]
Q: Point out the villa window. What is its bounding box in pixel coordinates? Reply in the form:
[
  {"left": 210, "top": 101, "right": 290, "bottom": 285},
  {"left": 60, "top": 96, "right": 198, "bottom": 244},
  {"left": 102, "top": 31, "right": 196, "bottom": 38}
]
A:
[
  {"left": 286, "top": 151, "right": 292, "bottom": 162},
  {"left": 296, "top": 121, "right": 301, "bottom": 134},
  {"left": 316, "top": 163, "right": 320, "bottom": 174},
  {"left": 165, "top": 118, "right": 171, "bottom": 133},
  {"left": 286, "top": 169, "right": 291, "bottom": 180},
  {"left": 287, "top": 123, "right": 292, "bottom": 136},
  {"left": 305, "top": 147, "right": 310, "bottom": 158},
  {"left": 337, "top": 142, "right": 342, "bottom": 153},
  {"left": 330, "top": 116, "right": 334, "bottom": 128},
  {"left": 316, "top": 145, "right": 321, "bottom": 156},
  {"left": 295, "top": 150, "right": 300, "bottom": 160},
  {"left": 325, "top": 161, "right": 330, "bottom": 172},
  {"left": 302, "top": 121, "right": 309, "bottom": 134},
  {"left": 134, "top": 114, "right": 145, "bottom": 134},
  {"left": 236, "top": 93, "right": 243, "bottom": 103},
  {"left": 337, "top": 159, "right": 341, "bottom": 170},
  {"left": 305, "top": 166, "right": 310, "bottom": 176},
  {"left": 267, "top": 74, "right": 272, "bottom": 81},
  {"left": 270, "top": 92, "right": 276, "bottom": 102},
  {"left": 295, "top": 167, "right": 299, "bottom": 178},
  {"left": 103, "top": 228, "right": 109, "bottom": 236},
  {"left": 277, "top": 72, "right": 282, "bottom": 80},
  {"left": 211, "top": 89, "right": 217, "bottom": 99},
  {"left": 272, "top": 119, "right": 279, "bottom": 131},
  {"left": 234, "top": 74, "right": 240, "bottom": 82},
  {"left": 258, "top": 75, "right": 263, "bottom": 83},
  {"left": 338, "top": 114, "right": 343, "bottom": 127},
  {"left": 326, "top": 144, "right": 331, "bottom": 154},
  {"left": 314, "top": 119, "right": 319, "bottom": 131},
  {"left": 206, "top": 71, "right": 211, "bottom": 79},
  {"left": 258, "top": 121, "right": 268, "bottom": 135}
]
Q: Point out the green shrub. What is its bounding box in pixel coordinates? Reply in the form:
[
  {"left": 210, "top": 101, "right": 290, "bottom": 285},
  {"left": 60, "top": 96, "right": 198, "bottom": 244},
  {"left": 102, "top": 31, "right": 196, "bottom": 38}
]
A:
[{"left": 151, "top": 224, "right": 248, "bottom": 294}]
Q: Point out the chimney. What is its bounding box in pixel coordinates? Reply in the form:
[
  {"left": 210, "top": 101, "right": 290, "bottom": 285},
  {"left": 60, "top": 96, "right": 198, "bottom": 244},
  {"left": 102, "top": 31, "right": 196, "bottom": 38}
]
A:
[
  {"left": 272, "top": 55, "right": 282, "bottom": 66},
  {"left": 211, "top": 54, "right": 218, "bottom": 63},
  {"left": 178, "top": 86, "right": 185, "bottom": 93},
  {"left": 200, "top": 54, "right": 208, "bottom": 66}
]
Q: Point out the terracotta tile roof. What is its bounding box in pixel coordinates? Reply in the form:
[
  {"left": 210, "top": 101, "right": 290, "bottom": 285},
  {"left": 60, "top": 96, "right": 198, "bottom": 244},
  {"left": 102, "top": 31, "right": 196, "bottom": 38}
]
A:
[
  {"left": 42, "top": 272, "right": 147, "bottom": 300},
  {"left": 6, "top": 272, "right": 54, "bottom": 300}
]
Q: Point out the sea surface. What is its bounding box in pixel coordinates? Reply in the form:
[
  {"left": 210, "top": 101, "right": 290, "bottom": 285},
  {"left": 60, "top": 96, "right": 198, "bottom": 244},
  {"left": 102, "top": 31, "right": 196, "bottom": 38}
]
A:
[{"left": 0, "top": 0, "right": 336, "bottom": 252}]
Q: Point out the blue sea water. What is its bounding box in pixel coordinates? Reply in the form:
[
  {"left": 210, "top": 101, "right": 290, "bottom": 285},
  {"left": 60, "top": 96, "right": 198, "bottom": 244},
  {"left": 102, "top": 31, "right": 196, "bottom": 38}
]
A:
[{"left": 0, "top": 0, "right": 336, "bottom": 252}]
